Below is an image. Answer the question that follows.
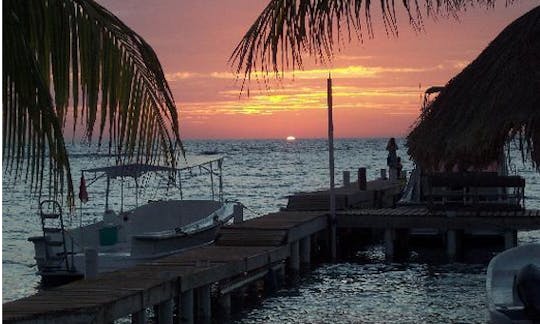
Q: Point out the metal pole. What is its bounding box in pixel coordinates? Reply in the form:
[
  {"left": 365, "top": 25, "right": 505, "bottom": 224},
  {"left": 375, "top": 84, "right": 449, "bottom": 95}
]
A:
[
  {"left": 105, "top": 176, "right": 110, "bottom": 211},
  {"left": 218, "top": 159, "right": 223, "bottom": 202},
  {"left": 210, "top": 162, "right": 215, "bottom": 200},
  {"left": 327, "top": 75, "right": 337, "bottom": 260}
]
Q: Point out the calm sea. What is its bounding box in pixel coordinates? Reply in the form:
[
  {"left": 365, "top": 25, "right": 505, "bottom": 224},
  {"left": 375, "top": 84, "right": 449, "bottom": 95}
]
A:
[{"left": 3, "top": 138, "right": 540, "bottom": 323}]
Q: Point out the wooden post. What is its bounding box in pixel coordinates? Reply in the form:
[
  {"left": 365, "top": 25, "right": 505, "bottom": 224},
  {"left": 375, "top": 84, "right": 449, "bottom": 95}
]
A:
[
  {"left": 389, "top": 168, "right": 397, "bottom": 181},
  {"left": 219, "top": 280, "right": 231, "bottom": 318},
  {"left": 289, "top": 240, "right": 300, "bottom": 276},
  {"left": 180, "top": 289, "right": 194, "bottom": 324},
  {"left": 131, "top": 310, "right": 146, "bottom": 324},
  {"left": 327, "top": 75, "right": 337, "bottom": 261},
  {"left": 233, "top": 203, "right": 244, "bottom": 224},
  {"left": 197, "top": 285, "right": 211, "bottom": 324},
  {"left": 394, "top": 229, "right": 410, "bottom": 261},
  {"left": 299, "top": 235, "right": 311, "bottom": 270},
  {"left": 157, "top": 299, "right": 173, "bottom": 324},
  {"left": 219, "top": 293, "right": 231, "bottom": 318},
  {"left": 384, "top": 229, "right": 394, "bottom": 261},
  {"left": 235, "top": 286, "right": 247, "bottom": 310},
  {"left": 380, "top": 169, "right": 387, "bottom": 180},
  {"left": 447, "top": 230, "right": 457, "bottom": 262},
  {"left": 84, "top": 248, "right": 98, "bottom": 279},
  {"left": 343, "top": 171, "right": 351, "bottom": 186},
  {"left": 504, "top": 230, "right": 517, "bottom": 250},
  {"left": 358, "top": 168, "right": 367, "bottom": 190}
]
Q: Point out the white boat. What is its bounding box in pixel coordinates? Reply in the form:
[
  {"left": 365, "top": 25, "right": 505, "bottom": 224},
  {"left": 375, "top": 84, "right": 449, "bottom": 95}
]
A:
[
  {"left": 486, "top": 244, "right": 540, "bottom": 323},
  {"left": 28, "top": 155, "right": 240, "bottom": 286}
]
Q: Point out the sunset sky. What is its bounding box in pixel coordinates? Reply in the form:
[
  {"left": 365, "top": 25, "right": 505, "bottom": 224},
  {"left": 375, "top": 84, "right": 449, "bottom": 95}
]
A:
[{"left": 100, "top": 1, "right": 538, "bottom": 139}]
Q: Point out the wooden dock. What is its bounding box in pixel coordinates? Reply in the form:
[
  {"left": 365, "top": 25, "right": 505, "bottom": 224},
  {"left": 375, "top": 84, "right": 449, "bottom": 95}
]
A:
[
  {"left": 286, "top": 179, "right": 401, "bottom": 210},
  {"left": 3, "top": 211, "right": 329, "bottom": 323},
  {"left": 338, "top": 207, "right": 540, "bottom": 230},
  {"left": 5, "top": 176, "right": 540, "bottom": 323}
]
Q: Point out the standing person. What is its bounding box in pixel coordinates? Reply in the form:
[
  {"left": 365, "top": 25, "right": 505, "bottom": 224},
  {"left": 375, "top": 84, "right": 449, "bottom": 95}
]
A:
[
  {"left": 396, "top": 157, "right": 403, "bottom": 179},
  {"left": 386, "top": 138, "right": 398, "bottom": 180}
]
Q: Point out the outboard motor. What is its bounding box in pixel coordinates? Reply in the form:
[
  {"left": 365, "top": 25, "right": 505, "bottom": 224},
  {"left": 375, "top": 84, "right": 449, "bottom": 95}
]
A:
[{"left": 516, "top": 264, "right": 540, "bottom": 321}]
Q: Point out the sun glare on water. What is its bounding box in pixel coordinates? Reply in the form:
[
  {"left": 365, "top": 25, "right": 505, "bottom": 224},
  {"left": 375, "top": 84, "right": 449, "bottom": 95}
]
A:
[{"left": 286, "top": 136, "right": 296, "bottom": 141}]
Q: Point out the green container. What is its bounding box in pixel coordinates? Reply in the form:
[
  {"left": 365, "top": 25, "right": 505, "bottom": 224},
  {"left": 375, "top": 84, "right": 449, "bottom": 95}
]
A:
[{"left": 99, "top": 226, "right": 118, "bottom": 246}]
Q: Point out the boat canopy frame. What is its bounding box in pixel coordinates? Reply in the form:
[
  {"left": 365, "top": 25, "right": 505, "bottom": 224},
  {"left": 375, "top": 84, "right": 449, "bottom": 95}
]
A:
[{"left": 81, "top": 155, "right": 225, "bottom": 211}]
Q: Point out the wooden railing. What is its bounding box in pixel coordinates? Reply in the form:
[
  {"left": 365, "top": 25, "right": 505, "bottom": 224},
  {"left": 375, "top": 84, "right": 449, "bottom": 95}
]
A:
[{"left": 424, "top": 173, "right": 525, "bottom": 211}]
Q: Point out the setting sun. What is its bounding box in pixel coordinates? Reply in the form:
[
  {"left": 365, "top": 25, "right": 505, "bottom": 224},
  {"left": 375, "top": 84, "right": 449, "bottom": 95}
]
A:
[{"left": 286, "top": 136, "right": 296, "bottom": 141}]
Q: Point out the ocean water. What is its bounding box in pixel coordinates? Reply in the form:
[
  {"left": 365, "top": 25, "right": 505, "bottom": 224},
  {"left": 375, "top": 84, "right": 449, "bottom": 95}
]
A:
[{"left": 3, "top": 138, "right": 540, "bottom": 323}]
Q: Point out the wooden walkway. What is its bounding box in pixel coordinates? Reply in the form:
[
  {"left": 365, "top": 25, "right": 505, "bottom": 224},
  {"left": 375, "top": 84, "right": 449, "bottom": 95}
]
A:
[
  {"left": 217, "top": 211, "right": 327, "bottom": 246},
  {"left": 3, "top": 212, "right": 327, "bottom": 323},
  {"left": 286, "top": 179, "right": 402, "bottom": 210},
  {"left": 337, "top": 207, "right": 540, "bottom": 230}
]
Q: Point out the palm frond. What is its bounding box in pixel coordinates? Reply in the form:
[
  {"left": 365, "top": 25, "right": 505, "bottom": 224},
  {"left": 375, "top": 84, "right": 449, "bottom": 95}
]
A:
[
  {"left": 230, "top": 0, "right": 501, "bottom": 89},
  {"left": 3, "top": 0, "right": 182, "bottom": 203}
]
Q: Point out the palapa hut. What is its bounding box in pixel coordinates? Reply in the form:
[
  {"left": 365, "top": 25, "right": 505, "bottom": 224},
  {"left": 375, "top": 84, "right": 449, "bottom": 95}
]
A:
[{"left": 406, "top": 6, "right": 540, "bottom": 172}]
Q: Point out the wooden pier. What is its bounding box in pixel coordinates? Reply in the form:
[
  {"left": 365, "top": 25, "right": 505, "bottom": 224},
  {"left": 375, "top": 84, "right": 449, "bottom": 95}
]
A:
[
  {"left": 5, "top": 176, "right": 540, "bottom": 323},
  {"left": 3, "top": 211, "right": 328, "bottom": 323}
]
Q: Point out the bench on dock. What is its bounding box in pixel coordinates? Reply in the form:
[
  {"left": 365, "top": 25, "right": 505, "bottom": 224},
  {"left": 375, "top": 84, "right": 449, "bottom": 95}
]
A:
[{"left": 424, "top": 173, "right": 525, "bottom": 211}]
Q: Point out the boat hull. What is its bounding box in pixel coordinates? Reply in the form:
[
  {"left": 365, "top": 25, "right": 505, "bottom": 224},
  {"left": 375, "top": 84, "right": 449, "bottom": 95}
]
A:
[
  {"left": 486, "top": 244, "right": 540, "bottom": 323},
  {"left": 31, "top": 200, "right": 237, "bottom": 285}
]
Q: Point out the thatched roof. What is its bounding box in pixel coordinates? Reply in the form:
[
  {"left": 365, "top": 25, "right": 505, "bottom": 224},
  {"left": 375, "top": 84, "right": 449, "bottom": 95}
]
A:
[{"left": 406, "top": 6, "right": 540, "bottom": 171}]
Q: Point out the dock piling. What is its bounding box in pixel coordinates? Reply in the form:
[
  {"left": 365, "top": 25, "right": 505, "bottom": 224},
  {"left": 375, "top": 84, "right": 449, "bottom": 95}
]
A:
[
  {"left": 504, "top": 230, "right": 518, "bottom": 250},
  {"left": 131, "top": 309, "right": 146, "bottom": 324},
  {"left": 233, "top": 203, "right": 244, "bottom": 224},
  {"left": 289, "top": 241, "right": 300, "bottom": 276},
  {"left": 157, "top": 299, "right": 173, "bottom": 324},
  {"left": 384, "top": 229, "right": 394, "bottom": 261},
  {"left": 299, "top": 235, "right": 311, "bottom": 270},
  {"left": 180, "top": 289, "right": 194, "bottom": 324},
  {"left": 358, "top": 168, "right": 366, "bottom": 190},
  {"left": 84, "top": 248, "right": 98, "bottom": 279},
  {"left": 218, "top": 280, "right": 232, "bottom": 318},
  {"left": 446, "top": 230, "right": 457, "bottom": 261},
  {"left": 343, "top": 171, "right": 351, "bottom": 186},
  {"left": 197, "top": 285, "right": 211, "bottom": 323},
  {"left": 394, "top": 228, "right": 410, "bottom": 261}
]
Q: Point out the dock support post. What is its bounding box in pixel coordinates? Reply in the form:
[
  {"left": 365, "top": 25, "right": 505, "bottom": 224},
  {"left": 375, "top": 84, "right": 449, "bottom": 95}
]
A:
[
  {"left": 197, "top": 285, "right": 211, "bottom": 324},
  {"left": 233, "top": 203, "right": 244, "bottom": 224},
  {"left": 394, "top": 228, "right": 410, "bottom": 261},
  {"left": 234, "top": 286, "right": 247, "bottom": 310},
  {"left": 389, "top": 167, "right": 397, "bottom": 181},
  {"left": 384, "top": 229, "right": 394, "bottom": 261},
  {"left": 358, "top": 168, "right": 367, "bottom": 190},
  {"left": 343, "top": 171, "right": 351, "bottom": 186},
  {"left": 299, "top": 236, "right": 311, "bottom": 270},
  {"left": 84, "top": 248, "right": 98, "bottom": 279},
  {"left": 131, "top": 310, "right": 145, "bottom": 324},
  {"left": 180, "top": 289, "right": 194, "bottom": 324},
  {"left": 157, "top": 299, "right": 173, "bottom": 324},
  {"left": 219, "top": 293, "right": 231, "bottom": 318},
  {"left": 219, "top": 280, "right": 231, "bottom": 318},
  {"left": 289, "top": 241, "right": 300, "bottom": 277},
  {"left": 447, "top": 230, "right": 457, "bottom": 262},
  {"left": 504, "top": 230, "right": 517, "bottom": 250}
]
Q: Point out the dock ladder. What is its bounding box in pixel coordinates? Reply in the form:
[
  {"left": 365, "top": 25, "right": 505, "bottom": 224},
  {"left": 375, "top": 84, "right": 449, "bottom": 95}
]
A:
[{"left": 39, "top": 200, "right": 71, "bottom": 271}]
